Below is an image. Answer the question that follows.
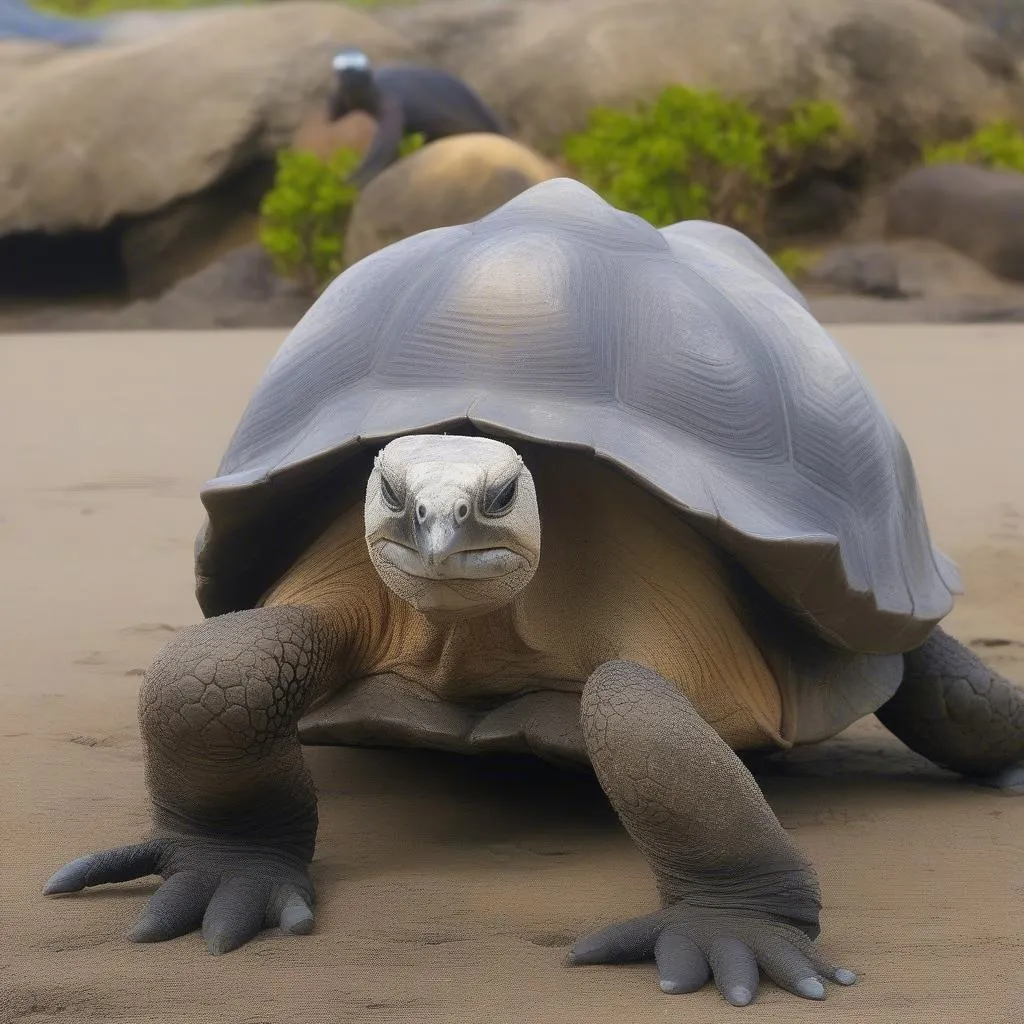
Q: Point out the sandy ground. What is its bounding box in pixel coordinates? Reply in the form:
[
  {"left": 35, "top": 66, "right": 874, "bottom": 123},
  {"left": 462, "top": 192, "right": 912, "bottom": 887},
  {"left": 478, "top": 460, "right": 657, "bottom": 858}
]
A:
[{"left": 1, "top": 326, "right": 1022, "bottom": 1024}]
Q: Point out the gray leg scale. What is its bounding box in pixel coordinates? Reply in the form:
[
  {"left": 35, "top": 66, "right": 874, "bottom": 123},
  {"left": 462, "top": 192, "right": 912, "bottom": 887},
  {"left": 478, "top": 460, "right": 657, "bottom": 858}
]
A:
[
  {"left": 572, "top": 660, "right": 855, "bottom": 1005},
  {"left": 876, "top": 627, "right": 1024, "bottom": 792},
  {"left": 44, "top": 606, "right": 341, "bottom": 953}
]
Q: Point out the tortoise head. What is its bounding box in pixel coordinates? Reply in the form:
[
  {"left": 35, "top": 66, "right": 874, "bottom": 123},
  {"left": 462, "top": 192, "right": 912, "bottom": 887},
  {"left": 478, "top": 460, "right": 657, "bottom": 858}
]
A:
[{"left": 364, "top": 434, "right": 540, "bottom": 616}]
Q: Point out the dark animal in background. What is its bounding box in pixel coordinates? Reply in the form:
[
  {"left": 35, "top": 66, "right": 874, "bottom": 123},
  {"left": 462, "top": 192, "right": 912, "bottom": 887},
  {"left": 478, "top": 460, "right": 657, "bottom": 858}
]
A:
[{"left": 327, "top": 48, "right": 507, "bottom": 188}]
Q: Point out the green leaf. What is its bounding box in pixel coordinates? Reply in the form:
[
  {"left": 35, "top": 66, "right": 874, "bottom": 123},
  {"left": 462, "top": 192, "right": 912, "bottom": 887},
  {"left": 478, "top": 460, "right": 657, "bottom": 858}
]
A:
[
  {"left": 257, "top": 145, "right": 364, "bottom": 296},
  {"left": 561, "top": 85, "right": 848, "bottom": 243},
  {"left": 924, "top": 120, "right": 1024, "bottom": 173}
]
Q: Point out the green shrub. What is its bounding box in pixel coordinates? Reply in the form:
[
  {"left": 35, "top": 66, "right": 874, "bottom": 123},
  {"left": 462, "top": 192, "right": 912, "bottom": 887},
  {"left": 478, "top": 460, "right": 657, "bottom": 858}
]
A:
[
  {"left": 563, "top": 86, "right": 848, "bottom": 245},
  {"left": 398, "top": 131, "right": 426, "bottom": 158},
  {"left": 771, "top": 246, "right": 817, "bottom": 283},
  {"left": 259, "top": 148, "right": 362, "bottom": 296},
  {"left": 258, "top": 133, "right": 428, "bottom": 294},
  {"left": 923, "top": 120, "right": 1024, "bottom": 173}
]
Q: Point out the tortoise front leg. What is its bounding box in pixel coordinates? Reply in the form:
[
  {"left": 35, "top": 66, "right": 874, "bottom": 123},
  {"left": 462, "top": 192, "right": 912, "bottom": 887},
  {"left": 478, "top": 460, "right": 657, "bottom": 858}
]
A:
[
  {"left": 43, "top": 605, "right": 346, "bottom": 954},
  {"left": 573, "top": 660, "right": 856, "bottom": 1006}
]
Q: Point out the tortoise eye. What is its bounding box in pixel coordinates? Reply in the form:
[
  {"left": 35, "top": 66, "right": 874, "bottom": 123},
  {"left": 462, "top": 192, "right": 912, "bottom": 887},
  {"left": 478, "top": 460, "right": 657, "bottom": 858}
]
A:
[
  {"left": 379, "top": 473, "right": 405, "bottom": 512},
  {"left": 483, "top": 476, "right": 518, "bottom": 517}
]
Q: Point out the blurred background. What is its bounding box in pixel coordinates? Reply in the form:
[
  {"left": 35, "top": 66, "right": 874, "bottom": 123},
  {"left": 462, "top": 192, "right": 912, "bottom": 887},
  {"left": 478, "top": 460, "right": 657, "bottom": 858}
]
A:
[{"left": 5, "top": 0, "right": 1024, "bottom": 330}]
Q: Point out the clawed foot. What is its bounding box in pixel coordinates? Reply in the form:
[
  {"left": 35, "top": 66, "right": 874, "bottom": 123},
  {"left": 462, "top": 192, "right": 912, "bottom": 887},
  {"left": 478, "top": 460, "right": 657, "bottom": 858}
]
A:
[
  {"left": 569, "top": 905, "right": 856, "bottom": 1006},
  {"left": 43, "top": 836, "right": 315, "bottom": 954}
]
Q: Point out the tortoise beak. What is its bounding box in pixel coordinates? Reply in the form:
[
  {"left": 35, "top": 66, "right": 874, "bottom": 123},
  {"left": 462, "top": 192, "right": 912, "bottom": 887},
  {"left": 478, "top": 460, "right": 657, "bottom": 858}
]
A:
[
  {"left": 412, "top": 494, "right": 474, "bottom": 574},
  {"left": 416, "top": 518, "right": 460, "bottom": 572}
]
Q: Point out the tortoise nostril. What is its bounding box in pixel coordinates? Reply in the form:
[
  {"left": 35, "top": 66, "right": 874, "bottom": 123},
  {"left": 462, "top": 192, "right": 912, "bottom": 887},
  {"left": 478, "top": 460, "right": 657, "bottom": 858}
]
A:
[
  {"left": 416, "top": 503, "right": 427, "bottom": 521},
  {"left": 455, "top": 501, "right": 469, "bottom": 521}
]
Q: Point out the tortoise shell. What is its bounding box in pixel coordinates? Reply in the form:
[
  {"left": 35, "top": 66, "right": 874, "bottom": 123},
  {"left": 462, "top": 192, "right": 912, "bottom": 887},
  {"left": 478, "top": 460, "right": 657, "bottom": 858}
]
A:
[{"left": 195, "top": 179, "right": 959, "bottom": 654}]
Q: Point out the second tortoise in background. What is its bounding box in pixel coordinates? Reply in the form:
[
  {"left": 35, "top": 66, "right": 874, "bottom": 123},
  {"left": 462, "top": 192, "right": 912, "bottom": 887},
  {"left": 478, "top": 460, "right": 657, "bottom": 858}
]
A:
[{"left": 326, "top": 47, "right": 507, "bottom": 188}]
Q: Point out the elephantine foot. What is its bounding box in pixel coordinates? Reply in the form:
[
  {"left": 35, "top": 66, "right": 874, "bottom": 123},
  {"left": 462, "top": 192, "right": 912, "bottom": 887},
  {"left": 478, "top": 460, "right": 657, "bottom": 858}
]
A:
[
  {"left": 569, "top": 904, "right": 856, "bottom": 1006},
  {"left": 44, "top": 833, "right": 315, "bottom": 954}
]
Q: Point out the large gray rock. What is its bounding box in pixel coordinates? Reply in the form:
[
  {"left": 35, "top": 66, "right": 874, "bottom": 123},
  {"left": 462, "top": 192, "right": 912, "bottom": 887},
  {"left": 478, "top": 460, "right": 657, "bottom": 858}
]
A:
[
  {"left": 0, "top": 244, "right": 312, "bottom": 332},
  {"left": 104, "top": 243, "right": 313, "bottom": 330},
  {"left": 884, "top": 162, "right": 1024, "bottom": 281},
  {"left": 809, "top": 291, "right": 1024, "bottom": 321},
  {"left": 931, "top": 1, "right": 1024, "bottom": 52},
  {"left": 0, "top": 1, "right": 411, "bottom": 279},
  {"left": 396, "top": 0, "right": 1024, "bottom": 174},
  {"left": 807, "top": 237, "right": 1016, "bottom": 297}
]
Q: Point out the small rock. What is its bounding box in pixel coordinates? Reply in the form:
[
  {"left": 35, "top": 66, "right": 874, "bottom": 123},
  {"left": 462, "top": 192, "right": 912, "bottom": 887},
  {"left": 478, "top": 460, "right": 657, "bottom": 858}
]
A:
[
  {"left": 808, "top": 243, "right": 905, "bottom": 298},
  {"left": 808, "top": 237, "right": 1013, "bottom": 298},
  {"left": 932, "top": 0, "right": 1024, "bottom": 53},
  {"left": 884, "top": 162, "right": 1024, "bottom": 281}
]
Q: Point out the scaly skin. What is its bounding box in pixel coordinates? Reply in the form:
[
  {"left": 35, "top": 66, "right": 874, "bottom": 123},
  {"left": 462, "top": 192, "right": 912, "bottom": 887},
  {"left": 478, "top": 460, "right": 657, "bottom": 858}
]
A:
[
  {"left": 877, "top": 627, "right": 1024, "bottom": 791},
  {"left": 44, "top": 606, "right": 347, "bottom": 954},
  {"left": 573, "top": 660, "right": 857, "bottom": 1005},
  {"left": 42, "top": 612, "right": 1022, "bottom": 1000},
  {"left": 41, "top": 600, "right": 1024, "bottom": 999}
]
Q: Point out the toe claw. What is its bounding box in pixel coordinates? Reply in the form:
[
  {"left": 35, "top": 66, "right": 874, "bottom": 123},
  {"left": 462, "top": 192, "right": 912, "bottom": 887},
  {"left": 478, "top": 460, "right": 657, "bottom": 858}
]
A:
[
  {"left": 279, "top": 903, "right": 314, "bottom": 935},
  {"left": 726, "top": 985, "right": 753, "bottom": 1006},
  {"left": 660, "top": 978, "right": 705, "bottom": 995},
  {"left": 42, "top": 861, "right": 85, "bottom": 895},
  {"left": 567, "top": 944, "right": 594, "bottom": 965},
  {"left": 796, "top": 977, "right": 826, "bottom": 999},
  {"left": 204, "top": 931, "right": 236, "bottom": 956},
  {"left": 571, "top": 907, "right": 850, "bottom": 1005},
  {"left": 126, "top": 918, "right": 161, "bottom": 944}
]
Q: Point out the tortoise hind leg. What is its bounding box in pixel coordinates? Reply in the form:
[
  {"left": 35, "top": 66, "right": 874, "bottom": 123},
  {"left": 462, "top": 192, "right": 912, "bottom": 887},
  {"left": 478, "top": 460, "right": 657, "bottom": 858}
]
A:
[{"left": 875, "top": 628, "right": 1024, "bottom": 792}]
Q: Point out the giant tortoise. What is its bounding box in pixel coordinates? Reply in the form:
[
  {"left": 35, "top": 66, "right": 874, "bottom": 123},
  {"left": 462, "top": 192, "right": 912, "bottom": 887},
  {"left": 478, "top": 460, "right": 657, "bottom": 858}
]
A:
[{"left": 44, "top": 179, "right": 1024, "bottom": 1007}]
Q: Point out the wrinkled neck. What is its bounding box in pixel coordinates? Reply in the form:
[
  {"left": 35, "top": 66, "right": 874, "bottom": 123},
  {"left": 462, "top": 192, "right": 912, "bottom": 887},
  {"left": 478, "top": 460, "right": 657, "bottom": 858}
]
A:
[{"left": 414, "top": 599, "right": 517, "bottom": 625}]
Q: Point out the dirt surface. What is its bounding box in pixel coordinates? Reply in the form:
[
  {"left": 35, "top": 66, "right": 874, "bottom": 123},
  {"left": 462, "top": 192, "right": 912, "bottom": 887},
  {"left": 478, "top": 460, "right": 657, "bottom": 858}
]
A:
[{"left": 1, "top": 327, "right": 1022, "bottom": 1024}]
